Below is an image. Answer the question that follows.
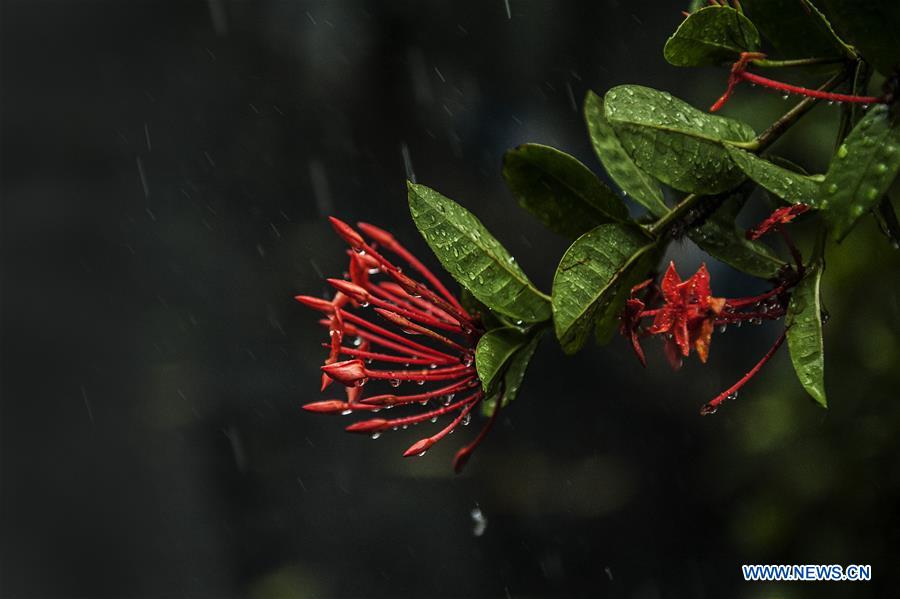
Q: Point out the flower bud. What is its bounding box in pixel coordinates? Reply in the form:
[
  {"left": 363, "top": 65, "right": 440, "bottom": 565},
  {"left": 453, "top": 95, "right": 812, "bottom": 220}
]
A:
[
  {"left": 294, "top": 295, "right": 335, "bottom": 313},
  {"left": 321, "top": 359, "right": 368, "bottom": 387},
  {"left": 328, "top": 216, "right": 366, "bottom": 249},
  {"left": 345, "top": 419, "right": 388, "bottom": 433},
  {"left": 302, "top": 400, "right": 349, "bottom": 413},
  {"left": 402, "top": 437, "right": 434, "bottom": 457},
  {"left": 327, "top": 278, "right": 370, "bottom": 304}
]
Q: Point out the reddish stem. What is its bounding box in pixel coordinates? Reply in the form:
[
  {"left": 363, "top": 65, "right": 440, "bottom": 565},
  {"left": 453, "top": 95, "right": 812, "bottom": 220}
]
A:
[
  {"left": 403, "top": 394, "right": 482, "bottom": 457},
  {"left": 339, "top": 309, "right": 459, "bottom": 362},
  {"left": 738, "top": 71, "right": 881, "bottom": 105},
  {"left": 346, "top": 391, "right": 481, "bottom": 434},
  {"left": 453, "top": 392, "right": 502, "bottom": 473},
  {"left": 332, "top": 345, "right": 457, "bottom": 366},
  {"left": 700, "top": 331, "right": 786, "bottom": 415},
  {"left": 373, "top": 308, "right": 468, "bottom": 352},
  {"left": 360, "top": 376, "right": 478, "bottom": 406},
  {"left": 358, "top": 221, "right": 471, "bottom": 318},
  {"left": 364, "top": 364, "right": 475, "bottom": 383}
]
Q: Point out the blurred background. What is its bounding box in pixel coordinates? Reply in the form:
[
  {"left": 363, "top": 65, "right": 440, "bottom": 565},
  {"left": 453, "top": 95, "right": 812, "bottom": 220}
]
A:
[{"left": 2, "top": 1, "right": 899, "bottom": 597}]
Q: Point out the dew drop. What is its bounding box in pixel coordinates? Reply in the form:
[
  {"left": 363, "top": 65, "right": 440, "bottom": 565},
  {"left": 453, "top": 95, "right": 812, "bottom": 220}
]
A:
[
  {"left": 370, "top": 432, "right": 381, "bottom": 440},
  {"left": 389, "top": 379, "right": 401, "bottom": 387},
  {"left": 416, "top": 379, "right": 425, "bottom": 386},
  {"left": 417, "top": 450, "right": 428, "bottom": 457},
  {"left": 341, "top": 409, "right": 353, "bottom": 416}
]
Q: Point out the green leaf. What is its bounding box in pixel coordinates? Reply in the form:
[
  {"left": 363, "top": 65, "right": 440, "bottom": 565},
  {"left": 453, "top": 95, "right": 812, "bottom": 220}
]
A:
[
  {"left": 407, "top": 182, "right": 551, "bottom": 323},
  {"left": 502, "top": 144, "right": 629, "bottom": 239},
  {"left": 552, "top": 223, "right": 659, "bottom": 354},
  {"left": 786, "top": 260, "right": 827, "bottom": 408},
  {"left": 475, "top": 327, "right": 527, "bottom": 395},
  {"left": 481, "top": 332, "right": 541, "bottom": 416},
  {"left": 592, "top": 246, "right": 662, "bottom": 344},
  {"left": 664, "top": 6, "right": 761, "bottom": 67},
  {"left": 689, "top": 188, "right": 787, "bottom": 279},
  {"left": 584, "top": 91, "right": 669, "bottom": 218},
  {"left": 459, "top": 288, "right": 505, "bottom": 330},
  {"left": 821, "top": 105, "right": 900, "bottom": 241},
  {"left": 604, "top": 85, "right": 756, "bottom": 194},
  {"left": 742, "top": 0, "right": 853, "bottom": 60},
  {"left": 822, "top": 0, "right": 900, "bottom": 74},
  {"left": 725, "top": 146, "right": 823, "bottom": 206}
]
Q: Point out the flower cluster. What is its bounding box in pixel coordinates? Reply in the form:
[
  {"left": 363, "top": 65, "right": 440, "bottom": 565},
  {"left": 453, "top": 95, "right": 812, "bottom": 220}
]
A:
[
  {"left": 295, "top": 218, "right": 497, "bottom": 472},
  {"left": 620, "top": 204, "right": 812, "bottom": 414}
]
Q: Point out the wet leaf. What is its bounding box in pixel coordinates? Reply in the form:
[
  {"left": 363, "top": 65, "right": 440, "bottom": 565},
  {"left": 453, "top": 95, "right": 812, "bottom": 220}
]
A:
[
  {"left": 502, "top": 144, "right": 629, "bottom": 239},
  {"left": 593, "top": 246, "right": 662, "bottom": 345},
  {"left": 742, "top": 0, "right": 852, "bottom": 60},
  {"left": 725, "top": 146, "right": 823, "bottom": 206},
  {"left": 475, "top": 327, "right": 528, "bottom": 395},
  {"left": 408, "top": 182, "right": 551, "bottom": 323},
  {"left": 584, "top": 91, "right": 669, "bottom": 217},
  {"left": 552, "top": 223, "right": 659, "bottom": 354},
  {"left": 664, "top": 6, "right": 760, "bottom": 67},
  {"left": 689, "top": 188, "right": 787, "bottom": 279},
  {"left": 604, "top": 85, "right": 756, "bottom": 194},
  {"left": 822, "top": 0, "right": 900, "bottom": 74},
  {"left": 786, "top": 260, "right": 827, "bottom": 408},
  {"left": 459, "top": 288, "right": 505, "bottom": 330},
  {"left": 480, "top": 332, "right": 541, "bottom": 415},
  {"left": 821, "top": 105, "right": 900, "bottom": 241}
]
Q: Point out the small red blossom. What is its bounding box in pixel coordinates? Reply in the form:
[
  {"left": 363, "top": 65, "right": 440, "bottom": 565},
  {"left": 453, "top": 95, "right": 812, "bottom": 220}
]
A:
[
  {"left": 645, "top": 262, "right": 726, "bottom": 368},
  {"left": 296, "top": 217, "right": 497, "bottom": 472},
  {"left": 746, "top": 203, "right": 810, "bottom": 240},
  {"left": 619, "top": 260, "right": 798, "bottom": 413}
]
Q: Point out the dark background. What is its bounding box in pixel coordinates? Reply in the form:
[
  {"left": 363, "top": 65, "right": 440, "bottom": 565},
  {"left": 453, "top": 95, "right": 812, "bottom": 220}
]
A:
[{"left": 2, "top": 1, "right": 899, "bottom": 598}]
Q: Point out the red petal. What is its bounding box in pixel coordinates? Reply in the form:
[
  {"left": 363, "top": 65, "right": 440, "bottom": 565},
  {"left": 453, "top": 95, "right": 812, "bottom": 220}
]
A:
[{"left": 660, "top": 261, "right": 683, "bottom": 303}]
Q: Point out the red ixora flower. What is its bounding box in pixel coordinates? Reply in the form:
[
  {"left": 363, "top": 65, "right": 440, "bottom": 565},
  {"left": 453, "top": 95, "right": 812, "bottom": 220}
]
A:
[
  {"left": 295, "top": 217, "right": 495, "bottom": 473},
  {"left": 621, "top": 259, "right": 794, "bottom": 414}
]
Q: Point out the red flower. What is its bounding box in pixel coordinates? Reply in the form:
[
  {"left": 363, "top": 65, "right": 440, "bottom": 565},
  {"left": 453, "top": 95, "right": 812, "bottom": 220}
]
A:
[
  {"left": 296, "top": 218, "right": 497, "bottom": 472},
  {"left": 645, "top": 262, "right": 726, "bottom": 368},
  {"left": 746, "top": 204, "right": 810, "bottom": 240},
  {"left": 619, "top": 260, "right": 796, "bottom": 414}
]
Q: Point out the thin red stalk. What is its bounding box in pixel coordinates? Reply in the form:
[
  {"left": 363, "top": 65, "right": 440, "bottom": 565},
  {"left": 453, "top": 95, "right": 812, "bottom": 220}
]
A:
[
  {"left": 332, "top": 345, "right": 457, "bottom": 365},
  {"left": 360, "top": 376, "right": 477, "bottom": 406},
  {"left": 320, "top": 319, "right": 448, "bottom": 361},
  {"left": 352, "top": 239, "right": 478, "bottom": 331},
  {"left": 778, "top": 228, "right": 805, "bottom": 274},
  {"left": 348, "top": 392, "right": 481, "bottom": 433},
  {"left": 357, "top": 221, "right": 470, "bottom": 317},
  {"left": 714, "top": 310, "right": 784, "bottom": 324},
  {"left": 376, "top": 282, "right": 458, "bottom": 323},
  {"left": 339, "top": 309, "right": 459, "bottom": 362},
  {"left": 725, "top": 284, "right": 788, "bottom": 309},
  {"left": 452, "top": 394, "right": 502, "bottom": 473},
  {"left": 365, "top": 279, "right": 460, "bottom": 325},
  {"left": 364, "top": 364, "right": 474, "bottom": 382},
  {"left": 403, "top": 393, "right": 483, "bottom": 457},
  {"left": 362, "top": 294, "right": 463, "bottom": 333},
  {"left": 700, "top": 331, "right": 786, "bottom": 415},
  {"left": 738, "top": 71, "right": 881, "bottom": 104},
  {"left": 374, "top": 308, "right": 467, "bottom": 352},
  {"left": 302, "top": 399, "right": 382, "bottom": 414}
]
